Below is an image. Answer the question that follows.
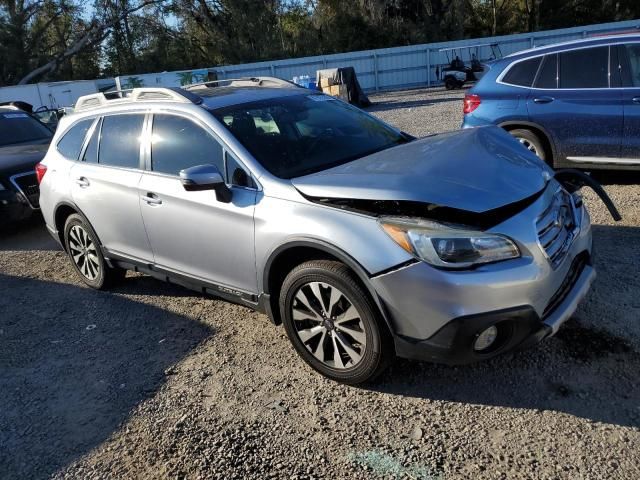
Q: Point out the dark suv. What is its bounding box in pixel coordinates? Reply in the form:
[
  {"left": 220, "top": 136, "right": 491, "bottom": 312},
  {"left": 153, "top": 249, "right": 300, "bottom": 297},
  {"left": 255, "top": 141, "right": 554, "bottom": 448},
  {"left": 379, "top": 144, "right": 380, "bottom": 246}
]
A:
[
  {"left": 462, "top": 34, "right": 640, "bottom": 170},
  {"left": 0, "top": 107, "right": 52, "bottom": 225}
]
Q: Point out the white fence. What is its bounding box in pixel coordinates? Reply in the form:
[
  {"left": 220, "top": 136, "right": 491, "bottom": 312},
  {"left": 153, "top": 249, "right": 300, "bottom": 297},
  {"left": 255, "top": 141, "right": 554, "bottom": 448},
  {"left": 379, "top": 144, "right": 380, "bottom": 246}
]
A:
[{"left": 2, "top": 19, "right": 639, "bottom": 110}]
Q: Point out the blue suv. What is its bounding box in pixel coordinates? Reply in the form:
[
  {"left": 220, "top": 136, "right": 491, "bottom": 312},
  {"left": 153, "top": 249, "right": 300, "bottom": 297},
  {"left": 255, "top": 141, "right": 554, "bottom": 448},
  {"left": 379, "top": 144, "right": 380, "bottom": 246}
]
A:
[{"left": 462, "top": 34, "right": 640, "bottom": 170}]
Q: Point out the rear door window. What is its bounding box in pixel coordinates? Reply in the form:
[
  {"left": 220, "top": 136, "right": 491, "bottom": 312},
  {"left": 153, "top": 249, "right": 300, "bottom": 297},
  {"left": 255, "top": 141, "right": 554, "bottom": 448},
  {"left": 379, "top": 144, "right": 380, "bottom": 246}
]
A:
[
  {"left": 534, "top": 54, "right": 557, "bottom": 89},
  {"left": 57, "top": 118, "right": 94, "bottom": 160},
  {"left": 98, "top": 114, "right": 145, "bottom": 169},
  {"left": 150, "top": 114, "right": 224, "bottom": 176},
  {"left": 502, "top": 57, "right": 542, "bottom": 87},
  {"left": 558, "top": 46, "right": 609, "bottom": 89},
  {"left": 623, "top": 44, "right": 640, "bottom": 87}
]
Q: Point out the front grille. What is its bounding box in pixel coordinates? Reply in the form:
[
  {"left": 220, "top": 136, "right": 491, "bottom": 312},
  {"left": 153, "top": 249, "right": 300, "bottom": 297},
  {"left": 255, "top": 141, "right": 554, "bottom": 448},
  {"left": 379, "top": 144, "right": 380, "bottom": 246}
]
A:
[
  {"left": 10, "top": 172, "right": 40, "bottom": 209},
  {"left": 536, "top": 188, "right": 578, "bottom": 268},
  {"left": 543, "top": 252, "right": 589, "bottom": 318}
]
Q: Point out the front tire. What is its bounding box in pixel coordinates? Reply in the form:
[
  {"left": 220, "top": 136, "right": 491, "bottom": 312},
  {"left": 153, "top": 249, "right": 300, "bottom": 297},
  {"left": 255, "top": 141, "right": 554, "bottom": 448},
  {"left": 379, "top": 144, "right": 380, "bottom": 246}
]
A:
[
  {"left": 279, "top": 260, "right": 391, "bottom": 384},
  {"left": 63, "top": 214, "right": 125, "bottom": 289}
]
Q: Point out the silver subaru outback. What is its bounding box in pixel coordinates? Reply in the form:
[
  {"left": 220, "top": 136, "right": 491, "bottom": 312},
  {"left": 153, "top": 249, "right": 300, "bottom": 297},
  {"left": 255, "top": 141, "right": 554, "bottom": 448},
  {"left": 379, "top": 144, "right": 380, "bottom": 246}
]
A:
[{"left": 37, "top": 78, "right": 619, "bottom": 384}]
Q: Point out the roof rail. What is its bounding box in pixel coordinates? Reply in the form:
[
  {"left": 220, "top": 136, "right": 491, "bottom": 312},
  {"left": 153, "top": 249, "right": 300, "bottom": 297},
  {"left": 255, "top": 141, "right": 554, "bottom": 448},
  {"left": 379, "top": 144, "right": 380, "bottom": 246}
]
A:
[
  {"left": 183, "top": 76, "right": 297, "bottom": 90},
  {"left": 74, "top": 87, "right": 202, "bottom": 112}
]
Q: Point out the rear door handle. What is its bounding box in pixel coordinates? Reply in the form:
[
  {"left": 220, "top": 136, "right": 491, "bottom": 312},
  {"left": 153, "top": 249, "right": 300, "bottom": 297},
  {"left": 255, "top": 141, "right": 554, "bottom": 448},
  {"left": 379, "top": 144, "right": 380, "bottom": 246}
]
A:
[
  {"left": 142, "top": 192, "right": 162, "bottom": 205},
  {"left": 75, "top": 176, "right": 89, "bottom": 188},
  {"left": 632, "top": 97, "right": 640, "bottom": 104},
  {"left": 533, "top": 96, "right": 554, "bottom": 104}
]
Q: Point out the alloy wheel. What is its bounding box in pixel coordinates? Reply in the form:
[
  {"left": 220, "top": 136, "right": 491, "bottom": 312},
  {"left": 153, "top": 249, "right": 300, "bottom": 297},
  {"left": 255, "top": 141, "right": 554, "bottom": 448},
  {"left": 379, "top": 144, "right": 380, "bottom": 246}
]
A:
[
  {"left": 517, "top": 137, "right": 539, "bottom": 156},
  {"left": 68, "top": 225, "right": 100, "bottom": 280},
  {"left": 291, "top": 281, "right": 367, "bottom": 369}
]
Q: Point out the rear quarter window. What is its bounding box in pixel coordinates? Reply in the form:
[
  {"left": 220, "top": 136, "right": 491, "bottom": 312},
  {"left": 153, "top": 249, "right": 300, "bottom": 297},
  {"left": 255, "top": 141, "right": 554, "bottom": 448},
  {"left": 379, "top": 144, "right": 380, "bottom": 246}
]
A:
[
  {"left": 502, "top": 57, "right": 542, "bottom": 87},
  {"left": 56, "top": 118, "right": 94, "bottom": 160}
]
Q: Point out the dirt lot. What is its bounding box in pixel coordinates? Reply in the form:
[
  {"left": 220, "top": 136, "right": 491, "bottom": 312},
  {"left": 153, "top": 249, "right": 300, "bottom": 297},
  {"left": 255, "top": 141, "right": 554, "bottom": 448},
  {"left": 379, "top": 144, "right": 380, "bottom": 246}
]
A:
[{"left": 1, "top": 88, "right": 639, "bottom": 480}]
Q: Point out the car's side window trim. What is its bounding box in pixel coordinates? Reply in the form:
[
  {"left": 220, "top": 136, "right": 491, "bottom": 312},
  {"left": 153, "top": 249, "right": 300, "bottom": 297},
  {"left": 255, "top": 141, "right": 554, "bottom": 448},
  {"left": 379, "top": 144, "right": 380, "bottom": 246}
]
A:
[
  {"left": 78, "top": 116, "right": 101, "bottom": 163},
  {"left": 145, "top": 110, "right": 260, "bottom": 191},
  {"left": 497, "top": 40, "right": 640, "bottom": 91}
]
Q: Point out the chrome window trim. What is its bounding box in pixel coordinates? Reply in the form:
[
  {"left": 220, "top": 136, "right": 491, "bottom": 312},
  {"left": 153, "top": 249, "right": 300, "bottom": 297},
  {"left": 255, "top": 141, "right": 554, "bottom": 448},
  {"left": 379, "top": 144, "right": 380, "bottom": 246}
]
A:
[
  {"left": 497, "top": 40, "right": 640, "bottom": 91},
  {"left": 9, "top": 171, "right": 40, "bottom": 210}
]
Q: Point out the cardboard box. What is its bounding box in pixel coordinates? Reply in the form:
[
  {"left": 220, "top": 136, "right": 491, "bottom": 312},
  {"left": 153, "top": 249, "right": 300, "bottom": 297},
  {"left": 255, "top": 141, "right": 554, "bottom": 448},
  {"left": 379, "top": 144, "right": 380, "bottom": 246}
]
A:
[
  {"left": 322, "top": 86, "right": 333, "bottom": 95},
  {"left": 320, "top": 77, "right": 335, "bottom": 88},
  {"left": 329, "top": 84, "right": 347, "bottom": 97}
]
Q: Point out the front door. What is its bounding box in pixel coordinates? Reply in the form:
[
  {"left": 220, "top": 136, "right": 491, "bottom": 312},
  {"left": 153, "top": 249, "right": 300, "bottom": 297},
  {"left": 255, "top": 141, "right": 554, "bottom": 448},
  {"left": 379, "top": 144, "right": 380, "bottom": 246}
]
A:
[
  {"left": 70, "top": 113, "right": 153, "bottom": 262},
  {"left": 527, "top": 47, "right": 623, "bottom": 163},
  {"left": 138, "top": 112, "right": 258, "bottom": 294}
]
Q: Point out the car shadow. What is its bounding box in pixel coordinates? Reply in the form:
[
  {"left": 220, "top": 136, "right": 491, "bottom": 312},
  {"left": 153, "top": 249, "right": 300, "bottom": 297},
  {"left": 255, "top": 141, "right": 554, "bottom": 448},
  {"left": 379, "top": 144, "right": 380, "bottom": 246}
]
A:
[
  {"left": 0, "top": 273, "right": 213, "bottom": 479},
  {"left": 0, "top": 214, "right": 59, "bottom": 252},
  {"left": 368, "top": 224, "right": 640, "bottom": 428}
]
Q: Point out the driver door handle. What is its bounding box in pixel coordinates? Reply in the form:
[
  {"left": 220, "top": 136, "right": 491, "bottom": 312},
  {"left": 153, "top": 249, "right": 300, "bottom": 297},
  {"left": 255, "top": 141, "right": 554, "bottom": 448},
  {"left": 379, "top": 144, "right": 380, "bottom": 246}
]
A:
[
  {"left": 75, "top": 176, "right": 90, "bottom": 188},
  {"left": 533, "top": 96, "right": 554, "bottom": 104},
  {"left": 142, "top": 192, "right": 162, "bottom": 205},
  {"left": 632, "top": 97, "right": 640, "bottom": 104}
]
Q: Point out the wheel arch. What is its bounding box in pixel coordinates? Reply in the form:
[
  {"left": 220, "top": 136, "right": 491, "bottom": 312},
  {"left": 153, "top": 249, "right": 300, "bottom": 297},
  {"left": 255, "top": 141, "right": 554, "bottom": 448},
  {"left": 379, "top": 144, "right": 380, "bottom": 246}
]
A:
[
  {"left": 53, "top": 201, "right": 101, "bottom": 252},
  {"left": 262, "top": 239, "right": 395, "bottom": 336},
  {"left": 499, "top": 121, "right": 558, "bottom": 165}
]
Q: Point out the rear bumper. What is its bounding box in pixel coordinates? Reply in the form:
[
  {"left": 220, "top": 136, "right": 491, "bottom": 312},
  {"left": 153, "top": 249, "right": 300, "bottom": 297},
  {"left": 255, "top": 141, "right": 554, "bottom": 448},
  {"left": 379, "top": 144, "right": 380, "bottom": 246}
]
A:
[{"left": 392, "top": 258, "right": 595, "bottom": 364}]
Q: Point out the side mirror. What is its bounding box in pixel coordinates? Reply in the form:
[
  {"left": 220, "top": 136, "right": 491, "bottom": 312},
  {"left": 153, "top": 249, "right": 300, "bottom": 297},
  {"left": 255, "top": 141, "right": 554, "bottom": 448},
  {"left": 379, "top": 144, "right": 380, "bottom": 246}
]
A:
[{"left": 179, "top": 164, "right": 232, "bottom": 203}]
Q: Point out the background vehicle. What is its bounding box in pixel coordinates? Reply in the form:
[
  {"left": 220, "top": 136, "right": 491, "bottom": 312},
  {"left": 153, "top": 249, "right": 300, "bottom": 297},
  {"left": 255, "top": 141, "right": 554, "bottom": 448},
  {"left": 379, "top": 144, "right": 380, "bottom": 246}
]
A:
[
  {"left": 462, "top": 34, "right": 640, "bottom": 170},
  {"left": 38, "top": 80, "right": 599, "bottom": 384},
  {"left": 436, "top": 44, "right": 502, "bottom": 89},
  {"left": 0, "top": 106, "right": 53, "bottom": 225}
]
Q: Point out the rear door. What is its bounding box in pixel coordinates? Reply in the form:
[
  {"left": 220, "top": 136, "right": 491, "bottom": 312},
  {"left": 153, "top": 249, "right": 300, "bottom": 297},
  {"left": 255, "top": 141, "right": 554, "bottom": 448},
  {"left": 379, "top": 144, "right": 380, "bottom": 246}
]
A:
[
  {"left": 527, "top": 46, "right": 623, "bottom": 163},
  {"left": 70, "top": 113, "right": 152, "bottom": 261},
  {"left": 138, "top": 112, "right": 258, "bottom": 294},
  {"left": 619, "top": 42, "right": 640, "bottom": 163}
]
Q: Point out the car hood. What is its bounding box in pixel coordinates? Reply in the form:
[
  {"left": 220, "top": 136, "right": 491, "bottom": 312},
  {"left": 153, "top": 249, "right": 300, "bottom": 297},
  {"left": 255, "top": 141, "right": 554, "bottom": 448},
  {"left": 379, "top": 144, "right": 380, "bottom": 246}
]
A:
[
  {"left": 0, "top": 142, "right": 49, "bottom": 175},
  {"left": 292, "top": 126, "right": 550, "bottom": 213}
]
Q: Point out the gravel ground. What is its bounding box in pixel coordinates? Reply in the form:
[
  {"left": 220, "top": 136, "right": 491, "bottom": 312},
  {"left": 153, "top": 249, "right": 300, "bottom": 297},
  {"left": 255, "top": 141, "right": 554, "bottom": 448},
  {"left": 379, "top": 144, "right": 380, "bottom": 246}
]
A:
[{"left": 1, "top": 87, "right": 639, "bottom": 480}]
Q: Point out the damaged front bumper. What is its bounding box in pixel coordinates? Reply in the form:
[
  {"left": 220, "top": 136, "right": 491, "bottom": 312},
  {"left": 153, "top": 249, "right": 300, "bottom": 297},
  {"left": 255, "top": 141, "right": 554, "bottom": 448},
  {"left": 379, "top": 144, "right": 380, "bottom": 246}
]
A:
[{"left": 370, "top": 181, "right": 596, "bottom": 365}]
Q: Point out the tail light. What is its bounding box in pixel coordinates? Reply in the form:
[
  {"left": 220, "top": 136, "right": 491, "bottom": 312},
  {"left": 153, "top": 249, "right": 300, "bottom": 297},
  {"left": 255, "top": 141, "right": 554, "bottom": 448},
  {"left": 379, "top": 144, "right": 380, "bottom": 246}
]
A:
[
  {"left": 35, "top": 163, "right": 47, "bottom": 184},
  {"left": 463, "top": 94, "right": 481, "bottom": 114}
]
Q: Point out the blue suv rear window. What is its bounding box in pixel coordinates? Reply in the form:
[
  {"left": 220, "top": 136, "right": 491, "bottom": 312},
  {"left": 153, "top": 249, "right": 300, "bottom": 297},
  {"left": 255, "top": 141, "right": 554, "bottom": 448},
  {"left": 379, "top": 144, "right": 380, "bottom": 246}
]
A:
[{"left": 502, "top": 57, "right": 541, "bottom": 87}]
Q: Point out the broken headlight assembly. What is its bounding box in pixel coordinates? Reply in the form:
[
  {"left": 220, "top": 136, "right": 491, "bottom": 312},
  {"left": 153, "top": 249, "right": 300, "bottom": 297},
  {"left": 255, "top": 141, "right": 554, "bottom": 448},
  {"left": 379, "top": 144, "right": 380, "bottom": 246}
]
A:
[{"left": 379, "top": 217, "right": 520, "bottom": 269}]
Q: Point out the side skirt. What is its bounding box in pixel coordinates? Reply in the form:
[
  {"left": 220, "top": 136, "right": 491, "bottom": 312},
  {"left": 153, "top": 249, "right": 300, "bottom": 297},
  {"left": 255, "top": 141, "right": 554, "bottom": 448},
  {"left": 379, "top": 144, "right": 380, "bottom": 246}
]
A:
[{"left": 104, "top": 249, "right": 267, "bottom": 314}]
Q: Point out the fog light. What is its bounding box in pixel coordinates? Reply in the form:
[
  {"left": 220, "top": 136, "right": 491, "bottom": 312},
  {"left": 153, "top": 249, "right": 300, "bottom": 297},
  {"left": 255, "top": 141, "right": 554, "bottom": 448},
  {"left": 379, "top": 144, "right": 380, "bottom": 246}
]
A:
[{"left": 474, "top": 326, "right": 498, "bottom": 352}]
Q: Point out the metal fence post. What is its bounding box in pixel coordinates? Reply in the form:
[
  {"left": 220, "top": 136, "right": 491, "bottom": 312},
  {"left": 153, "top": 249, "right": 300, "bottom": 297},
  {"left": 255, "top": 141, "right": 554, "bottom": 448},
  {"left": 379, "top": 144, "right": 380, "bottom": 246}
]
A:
[
  {"left": 373, "top": 53, "right": 379, "bottom": 92},
  {"left": 426, "top": 49, "right": 431, "bottom": 87},
  {"left": 530, "top": 36, "right": 535, "bottom": 48},
  {"left": 270, "top": 64, "right": 276, "bottom": 76}
]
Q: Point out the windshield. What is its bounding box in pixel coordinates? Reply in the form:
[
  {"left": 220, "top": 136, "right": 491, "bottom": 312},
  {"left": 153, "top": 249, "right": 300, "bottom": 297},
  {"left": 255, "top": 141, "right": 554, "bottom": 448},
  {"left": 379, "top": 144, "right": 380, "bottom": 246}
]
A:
[
  {"left": 0, "top": 112, "right": 53, "bottom": 147},
  {"left": 211, "top": 94, "right": 407, "bottom": 178}
]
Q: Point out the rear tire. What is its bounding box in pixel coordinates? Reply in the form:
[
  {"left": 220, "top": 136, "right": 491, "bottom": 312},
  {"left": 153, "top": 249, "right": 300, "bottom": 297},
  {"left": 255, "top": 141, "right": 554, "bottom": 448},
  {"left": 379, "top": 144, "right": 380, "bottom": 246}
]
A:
[
  {"left": 279, "top": 260, "right": 391, "bottom": 384},
  {"left": 444, "top": 77, "right": 457, "bottom": 90},
  {"left": 63, "top": 214, "right": 125, "bottom": 290},
  {"left": 509, "top": 128, "right": 548, "bottom": 163}
]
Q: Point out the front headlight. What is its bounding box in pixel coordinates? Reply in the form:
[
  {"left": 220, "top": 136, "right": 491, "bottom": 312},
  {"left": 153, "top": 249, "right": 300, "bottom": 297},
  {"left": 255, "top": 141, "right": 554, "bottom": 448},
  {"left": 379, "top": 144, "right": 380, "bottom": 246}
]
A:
[{"left": 379, "top": 217, "right": 520, "bottom": 269}]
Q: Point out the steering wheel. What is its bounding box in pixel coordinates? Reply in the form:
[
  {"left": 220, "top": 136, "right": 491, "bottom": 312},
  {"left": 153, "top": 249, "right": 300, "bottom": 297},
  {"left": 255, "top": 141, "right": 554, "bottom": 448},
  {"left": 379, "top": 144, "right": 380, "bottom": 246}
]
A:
[{"left": 305, "top": 128, "right": 334, "bottom": 155}]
